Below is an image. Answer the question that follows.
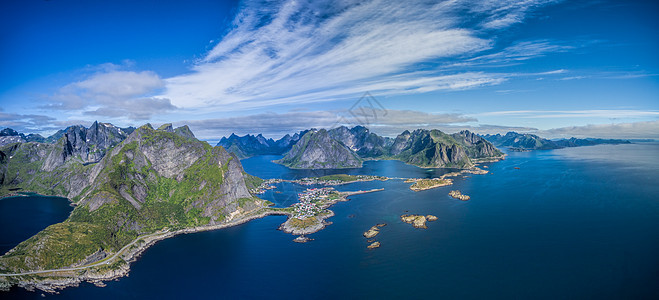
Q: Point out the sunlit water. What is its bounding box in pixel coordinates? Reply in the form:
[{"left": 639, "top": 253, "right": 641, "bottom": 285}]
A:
[{"left": 4, "top": 143, "right": 659, "bottom": 299}]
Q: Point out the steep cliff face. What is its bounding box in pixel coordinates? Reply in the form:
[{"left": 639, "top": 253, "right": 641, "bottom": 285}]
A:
[
  {"left": 275, "top": 129, "right": 362, "bottom": 169},
  {"left": 451, "top": 130, "right": 503, "bottom": 159},
  {"left": 40, "top": 122, "right": 134, "bottom": 171},
  {"left": 327, "top": 126, "right": 391, "bottom": 157},
  {"left": 389, "top": 129, "right": 473, "bottom": 168},
  {"left": 0, "top": 124, "right": 263, "bottom": 272}
]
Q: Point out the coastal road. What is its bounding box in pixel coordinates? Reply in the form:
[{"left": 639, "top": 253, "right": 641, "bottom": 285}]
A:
[{"left": 0, "top": 230, "right": 169, "bottom": 277}]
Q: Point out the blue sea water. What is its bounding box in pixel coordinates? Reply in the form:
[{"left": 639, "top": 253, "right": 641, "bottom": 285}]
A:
[
  {"left": 0, "top": 194, "right": 72, "bottom": 254},
  {"left": 3, "top": 143, "right": 659, "bottom": 299}
]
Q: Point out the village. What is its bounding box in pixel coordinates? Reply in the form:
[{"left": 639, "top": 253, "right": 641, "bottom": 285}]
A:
[{"left": 293, "top": 187, "right": 336, "bottom": 219}]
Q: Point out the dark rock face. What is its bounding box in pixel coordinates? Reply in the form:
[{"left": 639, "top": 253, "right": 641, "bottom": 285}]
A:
[
  {"left": 0, "top": 128, "right": 20, "bottom": 136},
  {"left": 275, "top": 129, "right": 362, "bottom": 169},
  {"left": 41, "top": 122, "right": 132, "bottom": 170}
]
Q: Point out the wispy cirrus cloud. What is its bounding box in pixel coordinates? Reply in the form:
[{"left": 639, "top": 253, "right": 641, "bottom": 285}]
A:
[{"left": 161, "top": 0, "right": 564, "bottom": 111}]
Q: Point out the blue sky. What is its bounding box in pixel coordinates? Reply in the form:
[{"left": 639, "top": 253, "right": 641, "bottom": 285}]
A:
[{"left": 1, "top": 0, "right": 657, "bottom": 141}]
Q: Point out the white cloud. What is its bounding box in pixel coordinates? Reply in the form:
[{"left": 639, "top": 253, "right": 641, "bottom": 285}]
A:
[
  {"left": 476, "top": 109, "right": 659, "bottom": 119},
  {"left": 161, "top": 0, "right": 560, "bottom": 111},
  {"left": 46, "top": 70, "right": 176, "bottom": 120},
  {"left": 540, "top": 120, "right": 659, "bottom": 139}
]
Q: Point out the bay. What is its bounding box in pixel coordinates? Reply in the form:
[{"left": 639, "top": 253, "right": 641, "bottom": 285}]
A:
[{"left": 4, "top": 143, "right": 659, "bottom": 299}]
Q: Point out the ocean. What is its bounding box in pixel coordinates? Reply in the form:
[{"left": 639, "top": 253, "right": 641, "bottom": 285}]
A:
[{"left": 3, "top": 143, "right": 659, "bottom": 299}]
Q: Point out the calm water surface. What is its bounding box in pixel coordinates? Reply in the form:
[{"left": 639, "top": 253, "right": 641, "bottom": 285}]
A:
[{"left": 4, "top": 143, "right": 659, "bottom": 299}]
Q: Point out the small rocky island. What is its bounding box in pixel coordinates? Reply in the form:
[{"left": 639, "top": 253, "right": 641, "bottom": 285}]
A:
[
  {"left": 363, "top": 223, "right": 386, "bottom": 249},
  {"left": 367, "top": 241, "right": 381, "bottom": 249},
  {"left": 400, "top": 214, "right": 438, "bottom": 229},
  {"left": 448, "top": 190, "right": 470, "bottom": 201},
  {"left": 363, "top": 223, "right": 387, "bottom": 238}
]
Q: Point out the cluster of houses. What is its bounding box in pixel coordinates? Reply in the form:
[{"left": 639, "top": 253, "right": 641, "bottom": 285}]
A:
[
  {"left": 249, "top": 179, "right": 282, "bottom": 194},
  {"left": 292, "top": 188, "right": 334, "bottom": 219},
  {"left": 293, "top": 175, "right": 385, "bottom": 186}
]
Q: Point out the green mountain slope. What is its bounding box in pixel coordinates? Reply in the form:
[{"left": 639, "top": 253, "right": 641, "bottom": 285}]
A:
[{"left": 0, "top": 124, "right": 264, "bottom": 274}]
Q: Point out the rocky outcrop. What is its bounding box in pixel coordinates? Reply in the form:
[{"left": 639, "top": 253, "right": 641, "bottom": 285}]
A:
[
  {"left": 448, "top": 190, "right": 470, "bottom": 201},
  {"left": 401, "top": 214, "right": 435, "bottom": 229},
  {"left": 275, "top": 129, "right": 362, "bottom": 169},
  {"left": 367, "top": 241, "right": 381, "bottom": 249},
  {"left": 363, "top": 226, "right": 380, "bottom": 238}
]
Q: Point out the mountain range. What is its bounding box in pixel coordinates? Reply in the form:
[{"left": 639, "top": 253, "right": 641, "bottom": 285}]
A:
[
  {"left": 216, "top": 131, "right": 306, "bottom": 159},
  {"left": 271, "top": 126, "right": 502, "bottom": 169},
  {"left": 483, "top": 132, "right": 631, "bottom": 151}
]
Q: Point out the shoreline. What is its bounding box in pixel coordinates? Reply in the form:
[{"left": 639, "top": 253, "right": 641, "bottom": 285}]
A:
[{"left": 0, "top": 208, "right": 288, "bottom": 293}]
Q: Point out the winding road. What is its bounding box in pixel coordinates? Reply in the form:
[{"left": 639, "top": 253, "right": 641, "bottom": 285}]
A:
[{"left": 0, "top": 230, "right": 169, "bottom": 277}]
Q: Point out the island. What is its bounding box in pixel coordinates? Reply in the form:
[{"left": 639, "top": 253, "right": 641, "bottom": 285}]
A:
[
  {"left": 407, "top": 178, "right": 453, "bottom": 191},
  {"left": 400, "top": 214, "right": 438, "bottom": 229},
  {"left": 367, "top": 242, "right": 381, "bottom": 249},
  {"left": 448, "top": 190, "right": 470, "bottom": 201},
  {"left": 405, "top": 167, "right": 488, "bottom": 191}
]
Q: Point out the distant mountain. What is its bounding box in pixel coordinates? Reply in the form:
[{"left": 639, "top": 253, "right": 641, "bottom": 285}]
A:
[
  {"left": 388, "top": 129, "right": 502, "bottom": 168},
  {"left": 484, "top": 132, "right": 631, "bottom": 151},
  {"left": 552, "top": 137, "right": 631, "bottom": 147},
  {"left": 217, "top": 131, "right": 305, "bottom": 159},
  {"left": 483, "top": 132, "right": 560, "bottom": 150},
  {"left": 0, "top": 128, "right": 46, "bottom": 146},
  {"left": 275, "top": 129, "right": 362, "bottom": 169}
]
